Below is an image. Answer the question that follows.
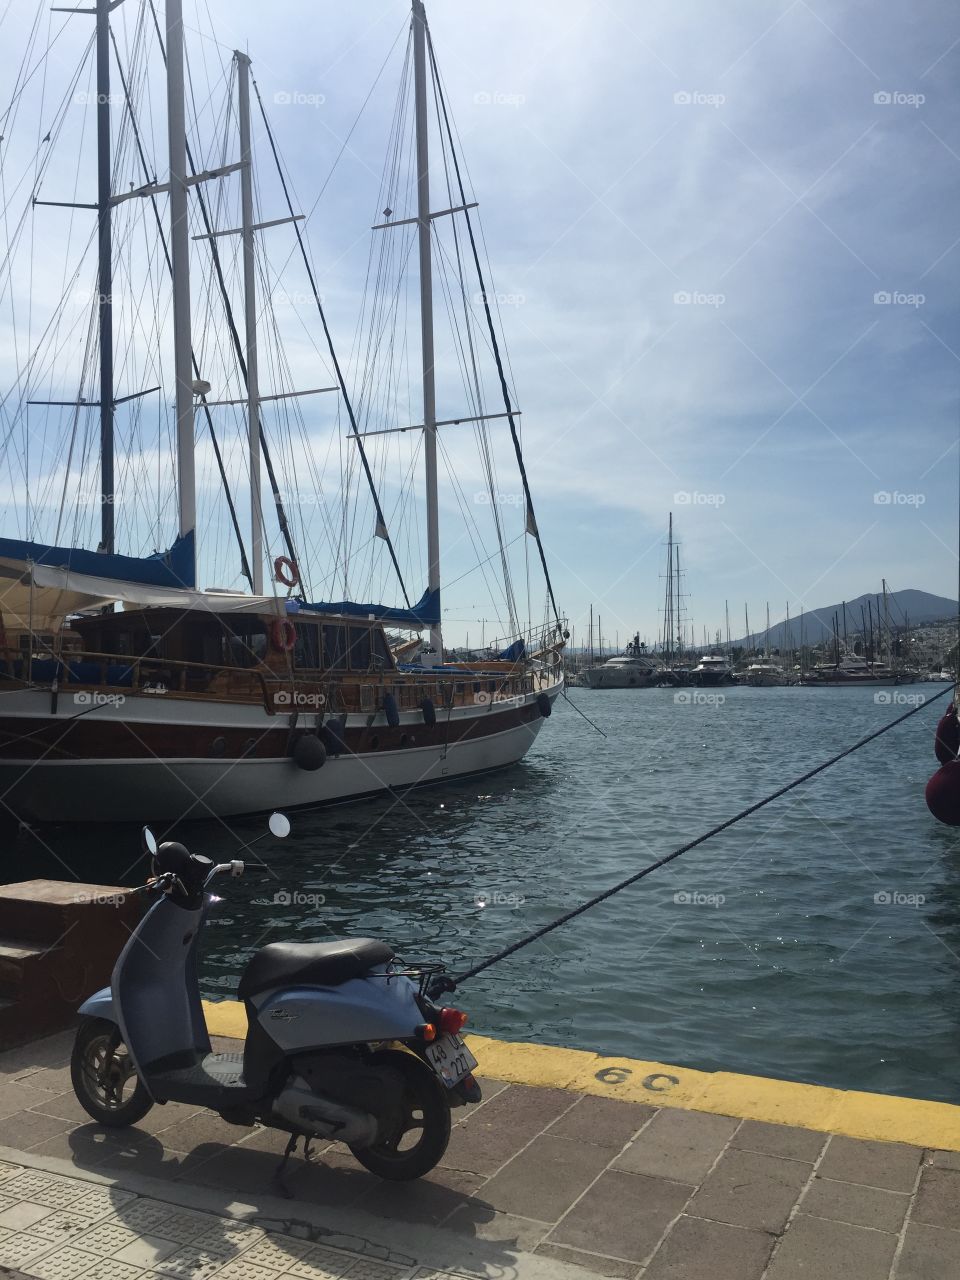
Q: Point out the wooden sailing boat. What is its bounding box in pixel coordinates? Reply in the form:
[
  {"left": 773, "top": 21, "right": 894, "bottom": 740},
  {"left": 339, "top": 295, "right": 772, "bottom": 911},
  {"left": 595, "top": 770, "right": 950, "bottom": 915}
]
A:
[{"left": 0, "top": 0, "right": 565, "bottom": 823}]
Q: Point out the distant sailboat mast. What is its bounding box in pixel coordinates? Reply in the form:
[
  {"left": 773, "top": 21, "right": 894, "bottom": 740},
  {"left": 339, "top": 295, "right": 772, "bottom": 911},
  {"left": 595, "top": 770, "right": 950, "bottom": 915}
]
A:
[{"left": 663, "top": 513, "right": 675, "bottom": 661}]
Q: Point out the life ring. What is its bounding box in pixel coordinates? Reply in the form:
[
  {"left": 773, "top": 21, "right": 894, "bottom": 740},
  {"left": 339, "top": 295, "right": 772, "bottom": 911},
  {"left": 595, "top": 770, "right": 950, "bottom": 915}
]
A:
[
  {"left": 270, "top": 618, "right": 296, "bottom": 652},
  {"left": 274, "top": 556, "right": 300, "bottom": 589}
]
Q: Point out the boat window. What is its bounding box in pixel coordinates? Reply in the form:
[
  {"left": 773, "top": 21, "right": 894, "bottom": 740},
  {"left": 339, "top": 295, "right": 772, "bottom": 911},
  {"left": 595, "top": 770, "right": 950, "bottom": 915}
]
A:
[
  {"left": 322, "top": 624, "right": 348, "bottom": 670},
  {"left": 294, "top": 622, "right": 321, "bottom": 669},
  {"left": 347, "top": 627, "right": 371, "bottom": 671},
  {"left": 222, "top": 621, "right": 266, "bottom": 667},
  {"left": 371, "top": 628, "right": 392, "bottom": 669}
]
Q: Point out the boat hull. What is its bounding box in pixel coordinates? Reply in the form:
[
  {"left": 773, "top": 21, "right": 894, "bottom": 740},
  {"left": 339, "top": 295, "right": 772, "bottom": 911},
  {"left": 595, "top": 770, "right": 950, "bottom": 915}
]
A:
[
  {"left": 692, "top": 672, "right": 735, "bottom": 688},
  {"left": 582, "top": 668, "right": 657, "bottom": 689},
  {"left": 0, "top": 682, "right": 559, "bottom": 823}
]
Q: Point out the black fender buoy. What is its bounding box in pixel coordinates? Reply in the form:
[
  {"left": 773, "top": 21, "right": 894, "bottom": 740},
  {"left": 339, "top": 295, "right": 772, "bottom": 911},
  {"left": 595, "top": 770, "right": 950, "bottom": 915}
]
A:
[
  {"left": 319, "top": 716, "right": 347, "bottom": 756},
  {"left": 421, "top": 696, "right": 436, "bottom": 727},
  {"left": 292, "top": 733, "right": 326, "bottom": 772},
  {"left": 383, "top": 692, "right": 400, "bottom": 728},
  {"left": 536, "top": 691, "right": 552, "bottom": 718}
]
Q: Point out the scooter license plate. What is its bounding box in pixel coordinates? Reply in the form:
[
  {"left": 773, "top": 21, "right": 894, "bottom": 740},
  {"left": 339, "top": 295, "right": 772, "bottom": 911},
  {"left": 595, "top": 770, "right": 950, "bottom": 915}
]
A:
[{"left": 425, "top": 1033, "right": 477, "bottom": 1087}]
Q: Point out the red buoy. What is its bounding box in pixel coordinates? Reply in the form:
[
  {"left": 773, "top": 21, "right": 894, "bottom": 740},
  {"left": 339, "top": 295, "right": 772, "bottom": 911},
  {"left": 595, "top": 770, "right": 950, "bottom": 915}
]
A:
[
  {"left": 934, "top": 703, "right": 960, "bottom": 765},
  {"left": 926, "top": 760, "right": 960, "bottom": 825}
]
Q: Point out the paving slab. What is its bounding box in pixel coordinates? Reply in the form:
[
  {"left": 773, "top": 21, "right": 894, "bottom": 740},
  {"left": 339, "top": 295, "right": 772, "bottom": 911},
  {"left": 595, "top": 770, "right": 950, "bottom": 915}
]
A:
[
  {"left": 817, "top": 1135, "right": 923, "bottom": 1192},
  {"left": 910, "top": 1166, "right": 960, "bottom": 1230},
  {"left": 799, "top": 1174, "right": 910, "bottom": 1233},
  {"left": 613, "top": 1108, "right": 739, "bottom": 1183},
  {"left": 896, "top": 1221, "right": 960, "bottom": 1280},
  {"left": 642, "top": 1215, "right": 775, "bottom": 1280},
  {"left": 764, "top": 1213, "right": 899, "bottom": 1279},
  {"left": 687, "top": 1147, "right": 811, "bottom": 1232},
  {"left": 544, "top": 1169, "right": 694, "bottom": 1262}
]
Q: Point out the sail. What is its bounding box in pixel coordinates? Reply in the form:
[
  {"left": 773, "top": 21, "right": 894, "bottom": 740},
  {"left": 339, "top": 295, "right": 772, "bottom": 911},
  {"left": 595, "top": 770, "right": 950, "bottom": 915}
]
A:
[
  {"left": 0, "top": 532, "right": 195, "bottom": 590},
  {"left": 295, "top": 587, "right": 440, "bottom": 629}
]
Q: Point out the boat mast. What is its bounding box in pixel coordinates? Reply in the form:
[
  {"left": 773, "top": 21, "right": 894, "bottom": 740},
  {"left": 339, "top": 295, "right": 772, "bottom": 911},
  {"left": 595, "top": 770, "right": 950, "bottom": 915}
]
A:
[
  {"left": 744, "top": 603, "right": 750, "bottom": 653},
  {"left": 882, "top": 579, "right": 891, "bottom": 668},
  {"left": 412, "top": 0, "right": 441, "bottom": 654},
  {"left": 236, "top": 53, "right": 263, "bottom": 594},
  {"left": 674, "top": 540, "right": 682, "bottom": 656},
  {"left": 799, "top": 606, "right": 805, "bottom": 674},
  {"left": 166, "top": 0, "right": 196, "bottom": 575},
  {"left": 95, "top": 0, "right": 115, "bottom": 554},
  {"left": 665, "top": 517, "right": 672, "bottom": 659}
]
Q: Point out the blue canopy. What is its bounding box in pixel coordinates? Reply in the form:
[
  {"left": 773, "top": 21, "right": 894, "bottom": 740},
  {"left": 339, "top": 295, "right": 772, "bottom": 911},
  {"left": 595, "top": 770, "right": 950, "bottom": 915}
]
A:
[
  {"left": 295, "top": 586, "right": 439, "bottom": 629},
  {"left": 0, "top": 531, "right": 195, "bottom": 589}
]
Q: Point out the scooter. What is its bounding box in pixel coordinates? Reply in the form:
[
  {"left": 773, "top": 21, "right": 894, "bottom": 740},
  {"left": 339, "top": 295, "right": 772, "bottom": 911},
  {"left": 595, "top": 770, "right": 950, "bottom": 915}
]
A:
[{"left": 70, "top": 816, "right": 480, "bottom": 1181}]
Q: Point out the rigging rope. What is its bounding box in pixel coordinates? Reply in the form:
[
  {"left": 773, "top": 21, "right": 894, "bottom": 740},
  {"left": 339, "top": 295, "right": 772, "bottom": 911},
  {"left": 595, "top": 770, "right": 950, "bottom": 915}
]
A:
[
  {"left": 429, "top": 682, "right": 955, "bottom": 995},
  {"left": 426, "top": 28, "right": 562, "bottom": 632},
  {"left": 250, "top": 75, "right": 411, "bottom": 609},
  {"left": 108, "top": 27, "right": 253, "bottom": 589},
  {"left": 147, "top": 1, "right": 299, "bottom": 585}
]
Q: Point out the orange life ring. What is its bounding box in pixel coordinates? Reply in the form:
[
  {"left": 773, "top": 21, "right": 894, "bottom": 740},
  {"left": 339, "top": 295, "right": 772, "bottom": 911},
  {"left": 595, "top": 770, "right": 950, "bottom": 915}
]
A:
[
  {"left": 270, "top": 618, "right": 296, "bottom": 652},
  {"left": 274, "top": 556, "right": 300, "bottom": 589}
]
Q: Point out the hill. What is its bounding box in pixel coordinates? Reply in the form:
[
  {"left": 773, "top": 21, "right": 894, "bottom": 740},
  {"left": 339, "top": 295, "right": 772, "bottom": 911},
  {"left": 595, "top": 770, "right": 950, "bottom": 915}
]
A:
[{"left": 737, "top": 589, "right": 957, "bottom": 649}]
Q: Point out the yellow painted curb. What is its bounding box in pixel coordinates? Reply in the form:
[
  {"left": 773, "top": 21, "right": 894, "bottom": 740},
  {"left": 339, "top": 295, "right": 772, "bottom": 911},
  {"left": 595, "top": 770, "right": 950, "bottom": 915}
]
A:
[{"left": 201, "top": 1000, "right": 960, "bottom": 1151}]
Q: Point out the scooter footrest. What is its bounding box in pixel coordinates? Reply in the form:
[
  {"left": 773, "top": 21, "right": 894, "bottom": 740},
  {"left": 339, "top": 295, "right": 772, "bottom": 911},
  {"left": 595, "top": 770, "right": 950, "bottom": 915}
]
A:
[{"left": 150, "top": 1052, "right": 257, "bottom": 1107}]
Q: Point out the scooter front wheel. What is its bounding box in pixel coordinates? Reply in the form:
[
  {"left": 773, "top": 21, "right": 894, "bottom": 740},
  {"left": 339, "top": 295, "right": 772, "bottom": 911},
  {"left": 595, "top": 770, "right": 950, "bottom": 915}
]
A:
[
  {"left": 71, "top": 1016, "right": 153, "bottom": 1128},
  {"left": 348, "top": 1049, "right": 451, "bottom": 1181}
]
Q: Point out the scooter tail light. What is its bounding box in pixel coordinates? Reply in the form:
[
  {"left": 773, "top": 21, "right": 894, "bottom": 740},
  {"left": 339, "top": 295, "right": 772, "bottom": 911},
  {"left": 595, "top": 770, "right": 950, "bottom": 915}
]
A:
[{"left": 438, "top": 1008, "right": 468, "bottom": 1035}]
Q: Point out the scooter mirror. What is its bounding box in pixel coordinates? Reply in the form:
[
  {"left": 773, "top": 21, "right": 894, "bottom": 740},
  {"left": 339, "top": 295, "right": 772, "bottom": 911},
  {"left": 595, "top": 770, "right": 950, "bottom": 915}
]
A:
[
  {"left": 142, "top": 826, "right": 158, "bottom": 857},
  {"left": 268, "top": 812, "right": 291, "bottom": 839}
]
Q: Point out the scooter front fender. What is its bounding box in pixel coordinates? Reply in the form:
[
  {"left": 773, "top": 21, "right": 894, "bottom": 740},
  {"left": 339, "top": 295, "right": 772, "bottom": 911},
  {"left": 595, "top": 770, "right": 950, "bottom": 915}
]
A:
[{"left": 78, "top": 986, "right": 116, "bottom": 1023}]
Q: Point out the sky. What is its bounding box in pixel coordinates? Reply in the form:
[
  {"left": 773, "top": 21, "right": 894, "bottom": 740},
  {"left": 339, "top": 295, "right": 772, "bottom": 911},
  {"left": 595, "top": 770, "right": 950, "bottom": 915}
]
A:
[{"left": 2, "top": 0, "right": 960, "bottom": 650}]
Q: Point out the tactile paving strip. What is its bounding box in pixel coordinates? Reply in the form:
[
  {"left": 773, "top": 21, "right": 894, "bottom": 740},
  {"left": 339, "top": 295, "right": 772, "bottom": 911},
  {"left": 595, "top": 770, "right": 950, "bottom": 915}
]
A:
[
  {"left": 23, "top": 1243, "right": 102, "bottom": 1279},
  {"left": 215, "top": 1260, "right": 282, "bottom": 1280},
  {"left": 30, "top": 1208, "right": 106, "bottom": 1244},
  {"left": 239, "top": 1235, "right": 316, "bottom": 1269},
  {"left": 74, "top": 1260, "right": 146, "bottom": 1280},
  {"left": 70, "top": 1219, "right": 141, "bottom": 1256},
  {"left": 0, "top": 1229, "right": 56, "bottom": 1267},
  {"left": 342, "top": 1262, "right": 409, "bottom": 1280},
  {"left": 285, "top": 1246, "right": 353, "bottom": 1279},
  {"left": 0, "top": 1172, "right": 88, "bottom": 1209},
  {"left": 153, "top": 1243, "right": 231, "bottom": 1279}
]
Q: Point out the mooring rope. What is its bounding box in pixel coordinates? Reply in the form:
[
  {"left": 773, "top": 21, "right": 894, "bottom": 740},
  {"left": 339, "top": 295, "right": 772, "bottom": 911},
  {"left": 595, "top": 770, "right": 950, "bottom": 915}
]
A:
[{"left": 431, "top": 682, "right": 954, "bottom": 994}]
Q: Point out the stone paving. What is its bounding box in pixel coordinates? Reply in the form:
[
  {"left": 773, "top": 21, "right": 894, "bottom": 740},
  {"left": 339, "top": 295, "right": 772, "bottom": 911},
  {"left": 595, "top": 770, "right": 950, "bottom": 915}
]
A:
[{"left": 0, "top": 1030, "right": 958, "bottom": 1279}]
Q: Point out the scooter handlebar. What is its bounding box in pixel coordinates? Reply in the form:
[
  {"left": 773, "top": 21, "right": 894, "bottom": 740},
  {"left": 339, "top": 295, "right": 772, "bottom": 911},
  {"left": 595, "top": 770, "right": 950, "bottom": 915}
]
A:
[{"left": 204, "top": 860, "right": 245, "bottom": 886}]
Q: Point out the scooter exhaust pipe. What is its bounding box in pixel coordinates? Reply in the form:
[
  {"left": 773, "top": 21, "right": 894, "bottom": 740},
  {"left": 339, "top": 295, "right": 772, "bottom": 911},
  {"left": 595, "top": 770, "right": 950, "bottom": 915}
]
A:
[{"left": 270, "top": 1079, "right": 378, "bottom": 1147}]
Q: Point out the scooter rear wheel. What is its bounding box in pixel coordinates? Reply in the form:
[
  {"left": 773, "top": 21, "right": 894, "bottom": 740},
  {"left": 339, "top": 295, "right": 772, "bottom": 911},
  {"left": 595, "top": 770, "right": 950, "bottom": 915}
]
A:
[
  {"left": 348, "top": 1049, "right": 450, "bottom": 1181},
  {"left": 71, "top": 1017, "right": 153, "bottom": 1128}
]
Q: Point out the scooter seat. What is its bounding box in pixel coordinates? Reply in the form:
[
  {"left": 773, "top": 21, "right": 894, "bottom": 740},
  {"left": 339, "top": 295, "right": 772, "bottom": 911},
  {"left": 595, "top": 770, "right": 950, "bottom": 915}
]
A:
[{"left": 237, "top": 937, "right": 395, "bottom": 999}]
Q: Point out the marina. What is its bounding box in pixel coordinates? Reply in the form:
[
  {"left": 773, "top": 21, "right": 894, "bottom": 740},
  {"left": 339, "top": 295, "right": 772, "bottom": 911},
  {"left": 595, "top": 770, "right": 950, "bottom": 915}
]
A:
[{"left": 0, "top": 0, "right": 959, "bottom": 1276}]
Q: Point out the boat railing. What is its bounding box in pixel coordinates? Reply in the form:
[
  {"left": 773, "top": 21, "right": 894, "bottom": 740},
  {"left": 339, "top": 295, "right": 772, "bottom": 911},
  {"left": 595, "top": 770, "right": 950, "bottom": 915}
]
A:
[{"left": 0, "top": 647, "right": 540, "bottom": 718}]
